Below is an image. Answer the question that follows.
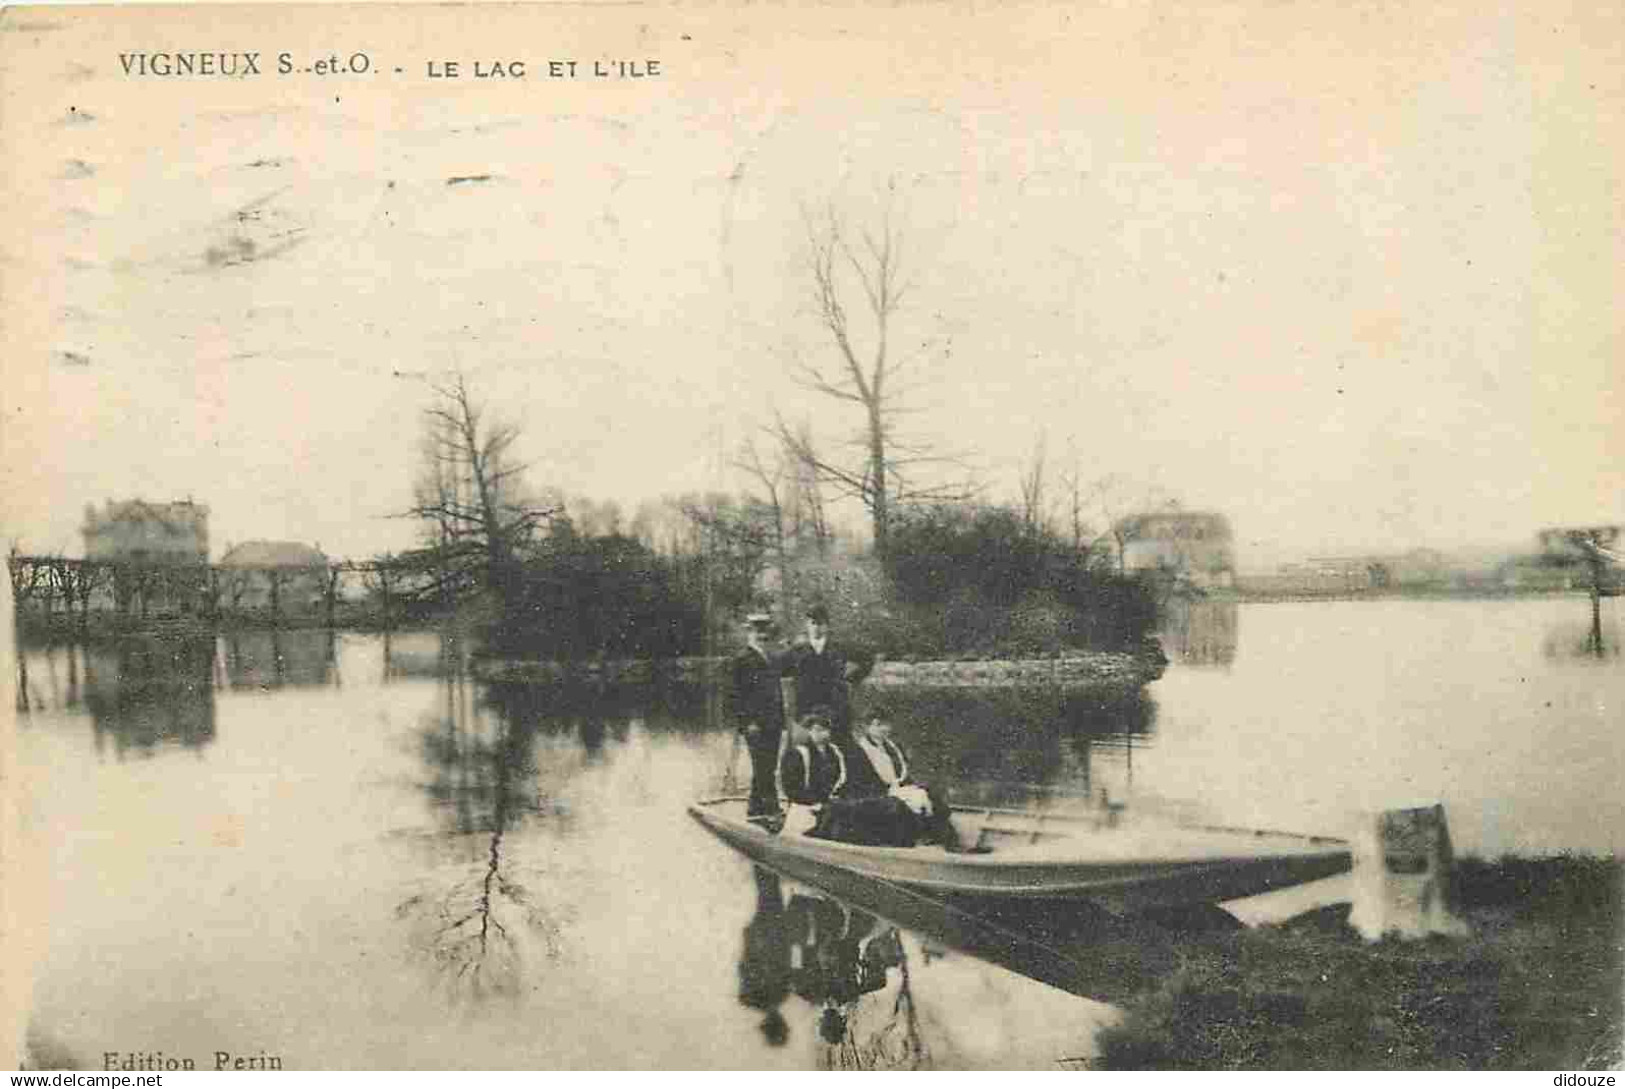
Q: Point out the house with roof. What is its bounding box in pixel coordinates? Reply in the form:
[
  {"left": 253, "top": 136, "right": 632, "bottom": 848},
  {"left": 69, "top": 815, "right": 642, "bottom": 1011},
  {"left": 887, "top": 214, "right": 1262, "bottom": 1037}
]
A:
[
  {"left": 218, "top": 540, "right": 332, "bottom": 616},
  {"left": 82, "top": 498, "right": 210, "bottom": 562},
  {"left": 1114, "top": 511, "right": 1236, "bottom": 589},
  {"left": 81, "top": 498, "right": 211, "bottom": 614}
]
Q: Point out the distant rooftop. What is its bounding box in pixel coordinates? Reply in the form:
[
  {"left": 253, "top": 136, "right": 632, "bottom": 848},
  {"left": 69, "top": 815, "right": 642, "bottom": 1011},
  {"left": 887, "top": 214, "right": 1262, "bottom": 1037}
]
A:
[
  {"left": 219, "top": 540, "right": 328, "bottom": 568},
  {"left": 1115, "top": 510, "right": 1233, "bottom": 538},
  {"left": 83, "top": 497, "right": 209, "bottom": 524}
]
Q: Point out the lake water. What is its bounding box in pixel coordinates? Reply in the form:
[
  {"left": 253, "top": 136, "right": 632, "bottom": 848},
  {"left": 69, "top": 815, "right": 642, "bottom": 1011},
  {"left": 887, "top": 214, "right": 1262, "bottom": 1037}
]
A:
[{"left": 9, "top": 596, "right": 1621, "bottom": 1070}]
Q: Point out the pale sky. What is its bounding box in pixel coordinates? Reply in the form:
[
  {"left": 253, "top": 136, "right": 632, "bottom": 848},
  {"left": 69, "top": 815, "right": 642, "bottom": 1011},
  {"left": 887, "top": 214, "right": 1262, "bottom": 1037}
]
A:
[{"left": 2, "top": 1, "right": 1620, "bottom": 570}]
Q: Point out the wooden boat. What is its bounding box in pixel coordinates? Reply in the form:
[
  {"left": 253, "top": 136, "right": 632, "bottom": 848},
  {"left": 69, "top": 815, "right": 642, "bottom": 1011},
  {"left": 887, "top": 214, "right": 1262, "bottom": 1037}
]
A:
[{"left": 689, "top": 796, "right": 1352, "bottom": 914}]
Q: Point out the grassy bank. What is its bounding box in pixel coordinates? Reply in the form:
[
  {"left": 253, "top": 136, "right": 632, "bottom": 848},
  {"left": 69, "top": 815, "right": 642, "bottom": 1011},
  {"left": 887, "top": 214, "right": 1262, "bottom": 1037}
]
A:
[{"left": 1094, "top": 856, "right": 1623, "bottom": 1070}]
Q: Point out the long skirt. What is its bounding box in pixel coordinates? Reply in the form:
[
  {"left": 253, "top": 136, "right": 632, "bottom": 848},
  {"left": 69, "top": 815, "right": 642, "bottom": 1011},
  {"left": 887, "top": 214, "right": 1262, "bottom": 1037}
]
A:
[
  {"left": 815, "top": 795, "right": 917, "bottom": 847},
  {"left": 815, "top": 787, "right": 960, "bottom": 849}
]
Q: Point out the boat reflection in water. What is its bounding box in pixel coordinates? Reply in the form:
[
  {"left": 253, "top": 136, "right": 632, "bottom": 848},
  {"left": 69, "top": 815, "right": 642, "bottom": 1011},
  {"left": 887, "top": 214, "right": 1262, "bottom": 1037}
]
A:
[
  {"left": 737, "top": 864, "right": 1157, "bottom": 1072},
  {"left": 785, "top": 888, "right": 923, "bottom": 1068},
  {"left": 734, "top": 864, "right": 938, "bottom": 1068},
  {"left": 1542, "top": 613, "right": 1622, "bottom": 661},
  {"left": 733, "top": 860, "right": 1196, "bottom": 1069}
]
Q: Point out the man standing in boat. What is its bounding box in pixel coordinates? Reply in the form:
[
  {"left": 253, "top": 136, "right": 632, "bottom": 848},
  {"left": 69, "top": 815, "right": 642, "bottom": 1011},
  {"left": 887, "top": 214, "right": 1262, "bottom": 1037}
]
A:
[
  {"left": 730, "top": 611, "right": 786, "bottom": 818},
  {"left": 780, "top": 602, "right": 875, "bottom": 743}
]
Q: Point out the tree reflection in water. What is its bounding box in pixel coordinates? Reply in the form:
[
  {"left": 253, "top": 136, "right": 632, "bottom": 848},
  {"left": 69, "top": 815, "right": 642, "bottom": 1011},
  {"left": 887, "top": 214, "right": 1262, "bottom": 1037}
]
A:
[
  {"left": 395, "top": 637, "right": 568, "bottom": 1005},
  {"left": 1542, "top": 615, "right": 1622, "bottom": 661}
]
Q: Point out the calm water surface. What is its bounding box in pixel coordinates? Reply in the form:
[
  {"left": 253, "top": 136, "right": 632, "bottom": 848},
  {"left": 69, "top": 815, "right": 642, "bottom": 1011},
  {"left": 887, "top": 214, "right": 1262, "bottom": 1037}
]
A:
[{"left": 11, "top": 597, "right": 1621, "bottom": 1069}]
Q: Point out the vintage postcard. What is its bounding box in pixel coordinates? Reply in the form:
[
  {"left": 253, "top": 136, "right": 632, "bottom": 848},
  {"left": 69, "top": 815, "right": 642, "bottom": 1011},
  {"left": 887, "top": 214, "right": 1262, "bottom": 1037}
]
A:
[{"left": 3, "top": 0, "right": 1621, "bottom": 1072}]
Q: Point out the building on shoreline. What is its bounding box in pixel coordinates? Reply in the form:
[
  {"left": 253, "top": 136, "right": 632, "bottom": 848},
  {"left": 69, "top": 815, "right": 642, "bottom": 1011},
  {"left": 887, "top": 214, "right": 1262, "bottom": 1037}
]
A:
[
  {"left": 218, "top": 540, "right": 332, "bottom": 616},
  {"left": 1234, "top": 536, "right": 1622, "bottom": 598},
  {"left": 80, "top": 498, "right": 211, "bottom": 615},
  {"left": 1114, "top": 511, "right": 1236, "bottom": 589},
  {"left": 82, "top": 498, "right": 210, "bottom": 563}
]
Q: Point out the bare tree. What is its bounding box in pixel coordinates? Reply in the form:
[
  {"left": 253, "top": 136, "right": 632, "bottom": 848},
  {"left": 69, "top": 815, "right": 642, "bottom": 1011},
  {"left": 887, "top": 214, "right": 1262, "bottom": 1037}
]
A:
[
  {"left": 220, "top": 566, "right": 254, "bottom": 613},
  {"left": 779, "top": 198, "right": 969, "bottom": 559},
  {"left": 71, "top": 561, "right": 108, "bottom": 624},
  {"left": 359, "top": 553, "right": 399, "bottom": 625},
  {"left": 736, "top": 436, "right": 797, "bottom": 627},
  {"left": 42, "top": 555, "right": 74, "bottom": 617},
  {"left": 1055, "top": 438, "right": 1123, "bottom": 569},
  {"left": 407, "top": 372, "right": 557, "bottom": 601},
  {"left": 667, "top": 492, "right": 773, "bottom": 643},
  {"left": 565, "top": 495, "right": 624, "bottom": 538},
  {"left": 1058, "top": 448, "right": 1089, "bottom": 555},
  {"left": 7, "top": 546, "right": 47, "bottom": 614},
  {"left": 265, "top": 567, "right": 290, "bottom": 624},
  {"left": 322, "top": 564, "right": 344, "bottom": 627},
  {"left": 675, "top": 493, "right": 771, "bottom": 579},
  {"left": 1018, "top": 432, "right": 1049, "bottom": 537},
  {"left": 789, "top": 419, "right": 832, "bottom": 558},
  {"left": 628, "top": 498, "right": 689, "bottom": 558},
  {"left": 1088, "top": 474, "right": 1176, "bottom": 574}
]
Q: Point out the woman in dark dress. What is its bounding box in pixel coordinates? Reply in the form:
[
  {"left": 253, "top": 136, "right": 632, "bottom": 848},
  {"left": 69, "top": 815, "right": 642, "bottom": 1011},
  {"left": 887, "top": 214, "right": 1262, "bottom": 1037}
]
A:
[
  {"left": 779, "top": 707, "right": 847, "bottom": 836},
  {"left": 823, "top": 713, "right": 976, "bottom": 851}
]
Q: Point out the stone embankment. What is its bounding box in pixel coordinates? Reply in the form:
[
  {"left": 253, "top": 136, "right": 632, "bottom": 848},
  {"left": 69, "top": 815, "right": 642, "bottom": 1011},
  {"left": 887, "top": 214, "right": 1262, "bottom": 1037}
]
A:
[
  {"left": 866, "top": 650, "right": 1163, "bottom": 689},
  {"left": 472, "top": 648, "right": 1166, "bottom": 690}
]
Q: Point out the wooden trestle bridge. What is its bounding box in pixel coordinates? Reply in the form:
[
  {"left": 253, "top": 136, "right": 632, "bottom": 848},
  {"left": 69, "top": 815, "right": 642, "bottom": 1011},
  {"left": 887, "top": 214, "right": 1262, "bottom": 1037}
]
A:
[{"left": 6, "top": 552, "right": 408, "bottom": 626}]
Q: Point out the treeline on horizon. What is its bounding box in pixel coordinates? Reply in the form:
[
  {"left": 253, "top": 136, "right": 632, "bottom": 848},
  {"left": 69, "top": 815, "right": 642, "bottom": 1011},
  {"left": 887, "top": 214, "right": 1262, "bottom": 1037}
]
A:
[{"left": 390, "top": 492, "right": 1159, "bottom": 664}]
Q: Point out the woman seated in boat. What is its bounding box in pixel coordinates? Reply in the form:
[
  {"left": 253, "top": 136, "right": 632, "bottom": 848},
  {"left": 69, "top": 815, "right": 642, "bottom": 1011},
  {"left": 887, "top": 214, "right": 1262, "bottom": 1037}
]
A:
[
  {"left": 779, "top": 707, "right": 847, "bottom": 836},
  {"left": 824, "top": 712, "right": 980, "bottom": 852}
]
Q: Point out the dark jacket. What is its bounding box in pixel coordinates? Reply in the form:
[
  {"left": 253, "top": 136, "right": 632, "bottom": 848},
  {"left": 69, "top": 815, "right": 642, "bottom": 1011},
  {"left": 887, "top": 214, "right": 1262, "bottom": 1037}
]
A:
[
  {"left": 780, "top": 742, "right": 847, "bottom": 806},
  {"left": 781, "top": 638, "right": 875, "bottom": 729},
  {"left": 826, "top": 735, "right": 958, "bottom": 849},
  {"left": 840, "top": 735, "right": 913, "bottom": 800},
  {"left": 729, "top": 644, "right": 784, "bottom": 733}
]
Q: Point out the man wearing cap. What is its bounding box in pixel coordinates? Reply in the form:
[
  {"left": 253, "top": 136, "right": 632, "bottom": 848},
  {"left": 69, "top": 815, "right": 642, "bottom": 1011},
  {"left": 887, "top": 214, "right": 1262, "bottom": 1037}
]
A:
[
  {"left": 730, "top": 611, "right": 786, "bottom": 818},
  {"left": 780, "top": 603, "right": 875, "bottom": 743}
]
